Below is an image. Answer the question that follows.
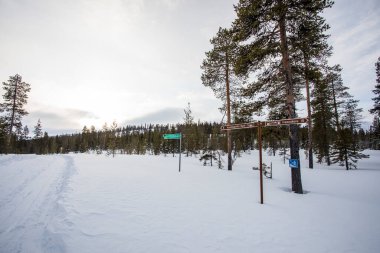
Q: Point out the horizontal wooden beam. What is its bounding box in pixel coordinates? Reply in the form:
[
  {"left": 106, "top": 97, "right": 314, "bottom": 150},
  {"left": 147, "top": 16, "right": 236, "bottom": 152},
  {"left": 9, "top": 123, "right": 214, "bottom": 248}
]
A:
[{"left": 221, "top": 117, "right": 308, "bottom": 131}]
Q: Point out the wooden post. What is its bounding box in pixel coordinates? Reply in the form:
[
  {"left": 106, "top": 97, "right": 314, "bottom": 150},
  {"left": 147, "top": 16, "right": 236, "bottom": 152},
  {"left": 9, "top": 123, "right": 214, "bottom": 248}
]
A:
[{"left": 220, "top": 117, "right": 308, "bottom": 203}]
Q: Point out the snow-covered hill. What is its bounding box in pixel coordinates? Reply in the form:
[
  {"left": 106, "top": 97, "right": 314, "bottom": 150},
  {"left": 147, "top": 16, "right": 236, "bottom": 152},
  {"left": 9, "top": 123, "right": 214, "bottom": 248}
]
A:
[{"left": 1, "top": 151, "right": 379, "bottom": 253}]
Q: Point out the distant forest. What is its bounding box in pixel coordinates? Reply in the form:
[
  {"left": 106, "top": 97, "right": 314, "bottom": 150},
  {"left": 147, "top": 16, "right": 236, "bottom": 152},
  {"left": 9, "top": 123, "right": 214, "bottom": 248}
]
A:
[{"left": 0, "top": 120, "right": 373, "bottom": 159}]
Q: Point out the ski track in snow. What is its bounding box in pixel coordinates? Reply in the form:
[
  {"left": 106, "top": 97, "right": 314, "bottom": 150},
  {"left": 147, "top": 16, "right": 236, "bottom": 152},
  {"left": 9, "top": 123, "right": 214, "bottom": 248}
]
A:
[{"left": 0, "top": 155, "right": 76, "bottom": 253}]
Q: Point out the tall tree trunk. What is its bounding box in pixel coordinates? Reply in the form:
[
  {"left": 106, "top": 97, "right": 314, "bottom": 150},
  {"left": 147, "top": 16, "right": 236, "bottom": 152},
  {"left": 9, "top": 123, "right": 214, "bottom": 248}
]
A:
[
  {"left": 7, "top": 76, "right": 19, "bottom": 152},
  {"left": 304, "top": 55, "right": 313, "bottom": 169},
  {"left": 278, "top": 4, "right": 303, "bottom": 194},
  {"left": 344, "top": 147, "right": 349, "bottom": 170},
  {"left": 321, "top": 102, "right": 331, "bottom": 165},
  {"left": 226, "top": 53, "right": 232, "bottom": 171},
  {"left": 331, "top": 79, "right": 341, "bottom": 132},
  {"left": 9, "top": 77, "right": 19, "bottom": 136}
]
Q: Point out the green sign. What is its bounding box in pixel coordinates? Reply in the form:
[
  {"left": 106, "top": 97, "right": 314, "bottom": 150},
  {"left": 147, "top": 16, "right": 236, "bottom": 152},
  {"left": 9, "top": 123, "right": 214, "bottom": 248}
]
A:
[{"left": 163, "top": 133, "right": 181, "bottom": 140}]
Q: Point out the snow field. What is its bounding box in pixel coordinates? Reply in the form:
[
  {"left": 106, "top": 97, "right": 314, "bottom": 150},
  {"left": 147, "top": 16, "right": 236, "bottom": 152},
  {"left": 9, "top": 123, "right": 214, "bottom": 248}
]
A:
[{"left": 0, "top": 150, "right": 379, "bottom": 253}]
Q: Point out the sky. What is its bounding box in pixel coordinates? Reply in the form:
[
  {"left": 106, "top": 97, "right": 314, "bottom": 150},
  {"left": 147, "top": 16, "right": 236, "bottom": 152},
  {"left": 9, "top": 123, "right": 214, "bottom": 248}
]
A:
[{"left": 0, "top": 0, "right": 379, "bottom": 135}]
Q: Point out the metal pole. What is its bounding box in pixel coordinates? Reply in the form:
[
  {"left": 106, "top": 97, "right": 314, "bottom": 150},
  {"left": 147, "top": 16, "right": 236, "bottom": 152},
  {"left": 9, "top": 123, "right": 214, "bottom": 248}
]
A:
[
  {"left": 179, "top": 134, "right": 181, "bottom": 172},
  {"left": 258, "top": 123, "right": 264, "bottom": 204}
]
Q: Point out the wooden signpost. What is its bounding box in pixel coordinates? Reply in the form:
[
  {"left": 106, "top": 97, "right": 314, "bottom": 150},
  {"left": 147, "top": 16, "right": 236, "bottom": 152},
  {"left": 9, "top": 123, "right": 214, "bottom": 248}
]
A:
[{"left": 221, "top": 117, "right": 308, "bottom": 204}]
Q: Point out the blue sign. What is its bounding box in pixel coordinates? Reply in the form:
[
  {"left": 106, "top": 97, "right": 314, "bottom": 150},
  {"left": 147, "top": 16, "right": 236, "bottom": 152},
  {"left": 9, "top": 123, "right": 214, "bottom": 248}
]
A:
[{"left": 289, "top": 159, "right": 299, "bottom": 168}]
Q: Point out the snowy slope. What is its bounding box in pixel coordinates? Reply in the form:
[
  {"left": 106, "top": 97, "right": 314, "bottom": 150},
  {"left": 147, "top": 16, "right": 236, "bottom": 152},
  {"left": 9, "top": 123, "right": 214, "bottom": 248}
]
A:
[{"left": 0, "top": 151, "right": 379, "bottom": 253}]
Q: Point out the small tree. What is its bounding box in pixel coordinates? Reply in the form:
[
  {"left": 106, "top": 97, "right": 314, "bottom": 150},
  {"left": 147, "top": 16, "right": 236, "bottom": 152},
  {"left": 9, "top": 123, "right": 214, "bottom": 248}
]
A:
[
  {"left": 33, "top": 119, "right": 43, "bottom": 139},
  {"left": 81, "top": 126, "right": 90, "bottom": 153},
  {"left": 183, "top": 102, "right": 195, "bottom": 156},
  {"left": 33, "top": 119, "right": 43, "bottom": 154},
  {"left": 331, "top": 99, "right": 369, "bottom": 169},
  {"left": 21, "top": 125, "right": 30, "bottom": 140},
  {"left": 108, "top": 121, "right": 118, "bottom": 157}
]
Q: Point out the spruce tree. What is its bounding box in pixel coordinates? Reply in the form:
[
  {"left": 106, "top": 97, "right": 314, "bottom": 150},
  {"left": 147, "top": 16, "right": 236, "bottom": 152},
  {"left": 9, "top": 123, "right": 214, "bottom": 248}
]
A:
[
  {"left": 0, "top": 117, "right": 7, "bottom": 152},
  {"left": 33, "top": 119, "right": 43, "bottom": 139},
  {"left": 108, "top": 121, "right": 118, "bottom": 157},
  {"left": 369, "top": 116, "right": 380, "bottom": 149},
  {"left": 22, "top": 125, "right": 30, "bottom": 140},
  {"left": 369, "top": 57, "right": 380, "bottom": 147},
  {"left": 81, "top": 126, "right": 89, "bottom": 153},
  {"left": 311, "top": 73, "right": 334, "bottom": 165},
  {"left": 183, "top": 102, "right": 195, "bottom": 156},
  {"left": 33, "top": 119, "right": 43, "bottom": 154},
  {"left": 370, "top": 57, "right": 380, "bottom": 116},
  {"left": 342, "top": 99, "right": 363, "bottom": 134},
  {"left": 331, "top": 99, "right": 369, "bottom": 169}
]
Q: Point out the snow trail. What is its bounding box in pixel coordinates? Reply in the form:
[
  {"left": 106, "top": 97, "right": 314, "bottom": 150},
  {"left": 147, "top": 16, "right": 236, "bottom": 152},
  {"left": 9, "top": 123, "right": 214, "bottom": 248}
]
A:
[
  {"left": 0, "top": 155, "right": 76, "bottom": 253},
  {"left": 1, "top": 152, "right": 380, "bottom": 252}
]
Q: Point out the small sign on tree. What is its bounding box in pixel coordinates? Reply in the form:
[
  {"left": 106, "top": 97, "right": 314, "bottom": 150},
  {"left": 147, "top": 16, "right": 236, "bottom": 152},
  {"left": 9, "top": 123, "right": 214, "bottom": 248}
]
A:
[{"left": 289, "top": 159, "right": 299, "bottom": 169}]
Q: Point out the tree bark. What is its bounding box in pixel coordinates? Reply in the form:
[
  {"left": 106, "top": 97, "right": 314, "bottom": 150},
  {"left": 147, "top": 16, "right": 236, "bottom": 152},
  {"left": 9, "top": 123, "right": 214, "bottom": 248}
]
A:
[
  {"left": 331, "top": 79, "right": 341, "bottom": 132},
  {"left": 226, "top": 53, "right": 232, "bottom": 171},
  {"left": 9, "top": 75, "right": 20, "bottom": 136},
  {"left": 304, "top": 56, "right": 313, "bottom": 169},
  {"left": 321, "top": 100, "right": 331, "bottom": 165},
  {"left": 278, "top": 2, "right": 303, "bottom": 194},
  {"left": 344, "top": 147, "right": 349, "bottom": 170}
]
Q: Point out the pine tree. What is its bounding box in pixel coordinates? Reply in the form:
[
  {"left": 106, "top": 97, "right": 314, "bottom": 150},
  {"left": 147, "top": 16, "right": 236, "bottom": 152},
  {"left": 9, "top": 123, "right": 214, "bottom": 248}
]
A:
[
  {"left": 0, "top": 117, "right": 7, "bottom": 152},
  {"left": 42, "top": 132, "right": 49, "bottom": 154},
  {"left": 326, "top": 65, "right": 350, "bottom": 131},
  {"left": 290, "top": 5, "right": 332, "bottom": 169},
  {"left": 33, "top": 119, "right": 43, "bottom": 154},
  {"left": 183, "top": 102, "right": 195, "bottom": 157},
  {"left": 342, "top": 99, "right": 363, "bottom": 135},
  {"left": 201, "top": 27, "right": 244, "bottom": 171},
  {"left": 369, "top": 116, "right": 380, "bottom": 149},
  {"left": 100, "top": 122, "right": 108, "bottom": 152},
  {"left": 81, "top": 126, "right": 89, "bottom": 153},
  {"left": 311, "top": 73, "right": 334, "bottom": 165},
  {"left": 232, "top": 0, "right": 333, "bottom": 193},
  {"left": 331, "top": 99, "right": 369, "bottom": 169},
  {"left": 108, "top": 121, "right": 118, "bottom": 157},
  {"left": 0, "top": 74, "right": 31, "bottom": 150},
  {"left": 370, "top": 57, "right": 380, "bottom": 116},
  {"left": 22, "top": 125, "right": 29, "bottom": 140}
]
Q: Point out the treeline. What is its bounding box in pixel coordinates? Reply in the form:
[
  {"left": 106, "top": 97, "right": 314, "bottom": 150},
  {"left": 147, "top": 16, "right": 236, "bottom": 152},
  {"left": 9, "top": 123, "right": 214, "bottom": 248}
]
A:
[{"left": 0, "top": 121, "right": 372, "bottom": 159}]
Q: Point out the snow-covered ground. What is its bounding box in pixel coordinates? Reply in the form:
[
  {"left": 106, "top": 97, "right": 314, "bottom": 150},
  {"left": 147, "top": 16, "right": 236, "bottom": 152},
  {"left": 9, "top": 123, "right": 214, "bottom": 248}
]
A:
[{"left": 0, "top": 150, "right": 379, "bottom": 253}]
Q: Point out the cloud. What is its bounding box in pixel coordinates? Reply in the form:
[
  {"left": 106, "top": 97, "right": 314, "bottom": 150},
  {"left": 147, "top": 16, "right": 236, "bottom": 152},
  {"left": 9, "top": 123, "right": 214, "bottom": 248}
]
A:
[
  {"left": 24, "top": 107, "right": 99, "bottom": 135},
  {"left": 123, "top": 107, "right": 183, "bottom": 125},
  {"left": 323, "top": 0, "right": 380, "bottom": 123}
]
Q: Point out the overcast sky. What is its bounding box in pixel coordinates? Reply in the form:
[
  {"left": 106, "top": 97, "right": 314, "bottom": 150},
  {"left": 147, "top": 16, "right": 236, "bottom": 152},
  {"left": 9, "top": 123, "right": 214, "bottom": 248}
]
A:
[{"left": 0, "top": 0, "right": 379, "bottom": 135}]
